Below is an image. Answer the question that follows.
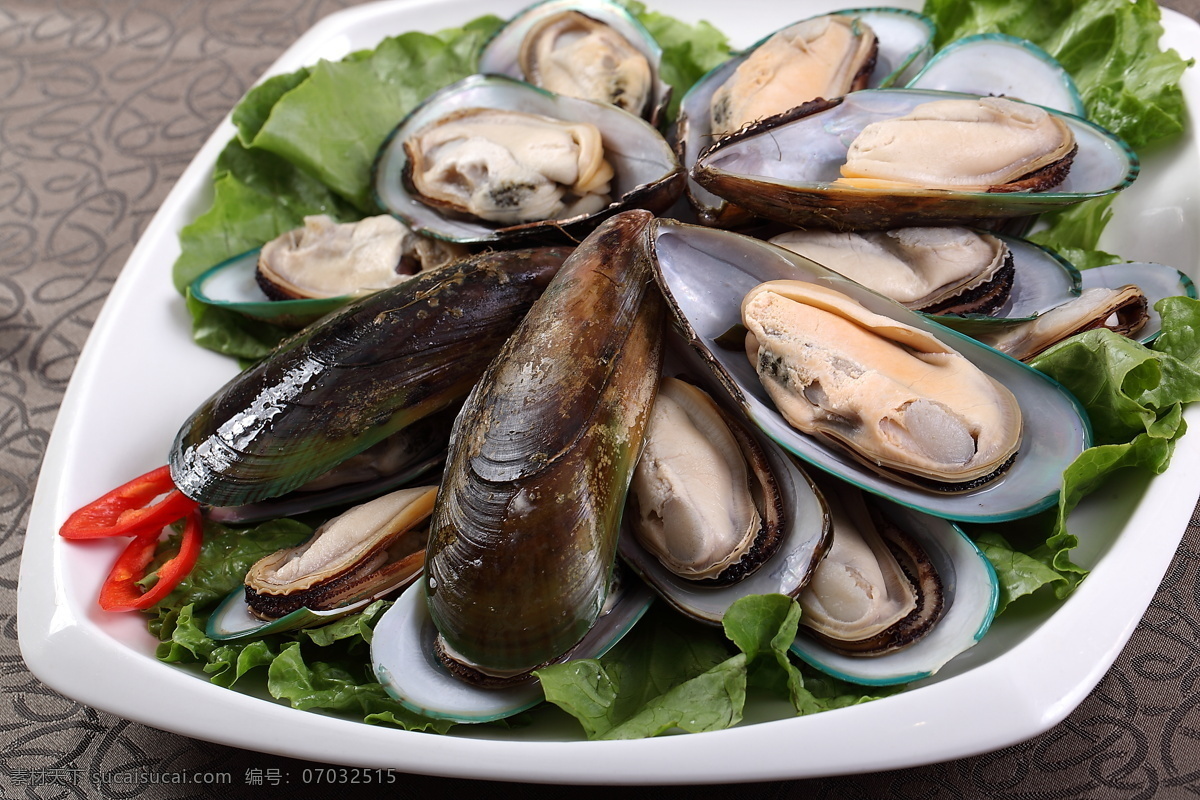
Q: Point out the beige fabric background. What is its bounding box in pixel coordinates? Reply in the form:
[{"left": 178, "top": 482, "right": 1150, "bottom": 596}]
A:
[{"left": 4, "top": 0, "right": 1200, "bottom": 796}]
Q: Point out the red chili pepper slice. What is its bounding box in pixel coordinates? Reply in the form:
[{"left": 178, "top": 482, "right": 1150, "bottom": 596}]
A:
[
  {"left": 98, "top": 505, "right": 204, "bottom": 612},
  {"left": 59, "top": 465, "right": 196, "bottom": 540}
]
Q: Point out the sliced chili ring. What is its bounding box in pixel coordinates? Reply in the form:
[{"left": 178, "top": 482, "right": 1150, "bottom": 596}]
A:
[
  {"left": 98, "top": 506, "right": 204, "bottom": 612},
  {"left": 60, "top": 465, "right": 195, "bottom": 540}
]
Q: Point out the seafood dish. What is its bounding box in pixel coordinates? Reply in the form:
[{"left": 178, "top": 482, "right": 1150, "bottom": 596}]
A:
[{"left": 21, "top": 0, "right": 1200, "bottom": 781}]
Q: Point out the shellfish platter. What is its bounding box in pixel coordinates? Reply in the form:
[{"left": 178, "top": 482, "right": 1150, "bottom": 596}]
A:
[{"left": 17, "top": 0, "right": 1200, "bottom": 785}]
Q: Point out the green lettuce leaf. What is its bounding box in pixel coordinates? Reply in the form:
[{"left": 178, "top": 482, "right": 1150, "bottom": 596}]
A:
[
  {"left": 1008, "top": 298, "right": 1200, "bottom": 597},
  {"left": 243, "top": 18, "right": 503, "bottom": 212},
  {"left": 184, "top": 289, "right": 290, "bottom": 363},
  {"left": 537, "top": 603, "right": 738, "bottom": 739},
  {"left": 172, "top": 140, "right": 359, "bottom": 294},
  {"left": 1028, "top": 196, "right": 1122, "bottom": 270},
  {"left": 267, "top": 642, "right": 454, "bottom": 732},
  {"left": 539, "top": 595, "right": 887, "bottom": 739},
  {"left": 972, "top": 531, "right": 1070, "bottom": 613}
]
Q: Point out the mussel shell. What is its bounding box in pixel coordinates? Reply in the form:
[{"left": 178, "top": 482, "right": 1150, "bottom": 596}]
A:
[
  {"left": 425, "top": 210, "right": 665, "bottom": 678},
  {"left": 477, "top": 0, "right": 672, "bottom": 126},
  {"left": 922, "top": 233, "right": 1081, "bottom": 332},
  {"left": 1079, "top": 261, "right": 1198, "bottom": 344},
  {"left": 372, "top": 75, "right": 683, "bottom": 244},
  {"left": 206, "top": 406, "right": 455, "bottom": 524},
  {"left": 676, "top": 8, "right": 935, "bottom": 227},
  {"left": 373, "top": 568, "right": 654, "bottom": 723},
  {"left": 170, "top": 247, "right": 571, "bottom": 508},
  {"left": 618, "top": 336, "right": 831, "bottom": 623},
  {"left": 691, "top": 89, "right": 1138, "bottom": 231},
  {"left": 789, "top": 491, "right": 999, "bottom": 686},
  {"left": 189, "top": 248, "right": 351, "bottom": 330},
  {"left": 648, "top": 218, "right": 1092, "bottom": 522},
  {"left": 906, "top": 33, "right": 1086, "bottom": 117}
]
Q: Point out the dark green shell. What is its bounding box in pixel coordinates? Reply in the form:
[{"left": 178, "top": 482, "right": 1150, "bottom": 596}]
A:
[
  {"left": 170, "top": 247, "right": 571, "bottom": 507},
  {"left": 426, "top": 210, "right": 665, "bottom": 678}
]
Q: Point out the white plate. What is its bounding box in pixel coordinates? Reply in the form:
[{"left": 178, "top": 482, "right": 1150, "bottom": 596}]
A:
[{"left": 17, "top": 0, "right": 1200, "bottom": 784}]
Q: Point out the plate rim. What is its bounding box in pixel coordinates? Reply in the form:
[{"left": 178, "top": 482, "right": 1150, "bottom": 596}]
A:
[{"left": 17, "top": 0, "right": 1200, "bottom": 784}]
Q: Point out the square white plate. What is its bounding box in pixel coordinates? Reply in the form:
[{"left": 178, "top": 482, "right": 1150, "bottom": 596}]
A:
[{"left": 18, "top": 0, "right": 1200, "bottom": 784}]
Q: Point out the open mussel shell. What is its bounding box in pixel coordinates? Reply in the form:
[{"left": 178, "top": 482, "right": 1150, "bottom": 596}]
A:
[
  {"left": 477, "top": 0, "right": 671, "bottom": 126},
  {"left": 677, "top": 8, "right": 934, "bottom": 227},
  {"left": 618, "top": 337, "right": 832, "bottom": 623},
  {"left": 425, "top": 210, "right": 664, "bottom": 682},
  {"left": 208, "top": 485, "right": 436, "bottom": 641},
  {"left": 918, "top": 234, "right": 1080, "bottom": 327},
  {"left": 170, "top": 246, "right": 570, "bottom": 508},
  {"left": 372, "top": 74, "right": 683, "bottom": 245},
  {"left": 788, "top": 488, "right": 999, "bottom": 686},
  {"left": 1079, "top": 261, "right": 1197, "bottom": 344},
  {"left": 692, "top": 89, "right": 1138, "bottom": 232},
  {"left": 372, "top": 570, "right": 653, "bottom": 723},
  {"left": 906, "top": 33, "right": 1086, "bottom": 117},
  {"left": 618, "top": 380, "right": 831, "bottom": 625},
  {"left": 207, "top": 590, "right": 377, "bottom": 642},
  {"left": 963, "top": 262, "right": 1194, "bottom": 361},
  {"left": 648, "top": 218, "right": 1092, "bottom": 522},
  {"left": 189, "top": 248, "right": 350, "bottom": 330},
  {"left": 769, "top": 228, "right": 1082, "bottom": 333}
]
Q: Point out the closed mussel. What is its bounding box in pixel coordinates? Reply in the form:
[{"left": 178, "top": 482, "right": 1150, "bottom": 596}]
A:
[
  {"left": 425, "top": 210, "right": 665, "bottom": 685},
  {"left": 170, "top": 247, "right": 570, "bottom": 508}
]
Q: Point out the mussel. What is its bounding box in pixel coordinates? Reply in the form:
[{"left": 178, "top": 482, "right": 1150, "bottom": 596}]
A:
[
  {"left": 691, "top": 89, "right": 1137, "bottom": 231},
  {"left": 646, "top": 218, "right": 1092, "bottom": 522},
  {"left": 675, "top": 8, "right": 935, "bottom": 226},
  {"left": 256, "top": 214, "right": 468, "bottom": 301},
  {"left": 477, "top": 0, "right": 672, "bottom": 126},
  {"left": 373, "top": 75, "right": 683, "bottom": 244},
  {"left": 741, "top": 280, "right": 1023, "bottom": 491},
  {"left": 625, "top": 375, "right": 786, "bottom": 585},
  {"left": 244, "top": 485, "right": 436, "bottom": 620},
  {"left": 769, "top": 227, "right": 1015, "bottom": 316},
  {"left": 789, "top": 481, "right": 1000, "bottom": 685},
  {"left": 170, "top": 246, "right": 571, "bottom": 508},
  {"left": 424, "top": 210, "right": 665, "bottom": 685}
]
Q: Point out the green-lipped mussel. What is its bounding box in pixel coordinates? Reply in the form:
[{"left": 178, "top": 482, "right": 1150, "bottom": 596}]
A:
[
  {"left": 170, "top": 247, "right": 571, "bottom": 508},
  {"left": 423, "top": 210, "right": 665, "bottom": 686}
]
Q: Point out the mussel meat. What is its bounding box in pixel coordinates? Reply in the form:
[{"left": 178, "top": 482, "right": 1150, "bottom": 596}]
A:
[
  {"left": 769, "top": 227, "right": 1014, "bottom": 316},
  {"left": 256, "top": 214, "right": 468, "bottom": 301},
  {"left": 741, "top": 280, "right": 1023, "bottom": 491},
  {"left": 245, "top": 485, "right": 436, "bottom": 620},
  {"left": 625, "top": 375, "right": 786, "bottom": 584}
]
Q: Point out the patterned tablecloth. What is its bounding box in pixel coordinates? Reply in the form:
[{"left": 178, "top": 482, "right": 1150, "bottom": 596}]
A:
[{"left": 5, "top": 1, "right": 1200, "bottom": 796}]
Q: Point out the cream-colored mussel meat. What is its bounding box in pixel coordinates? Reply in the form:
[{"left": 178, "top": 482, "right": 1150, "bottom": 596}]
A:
[
  {"left": 244, "top": 486, "right": 436, "bottom": 619},
  {"left": 257, "top": 214, "right": 468, "bottom": 300},
  {"left": 741, "top": 281, "right": 1022, "bottom": 489},
  {"left": 978, "top": 284, "right": 1149, "bottom": 361},
  {"left": 404, "top": 108, "right": 614, "bottom": 224},
  {"left": 519, "top": 10, "right": 654, "bottom": 117},
  {"left": 837, "top": 96, "right": 1076, "bottom": 192},
  {"left": 799, "top": 482, "right": 943, "bottom": 656},
  {"left": 710, "top": 15, "right": 877, "bottom": 138},
  {"left": 627, "top": 376, "right": 784, "bottom": 584},
  {"left": 769, "top": 227, "right": 1012, "bottom": 315}
]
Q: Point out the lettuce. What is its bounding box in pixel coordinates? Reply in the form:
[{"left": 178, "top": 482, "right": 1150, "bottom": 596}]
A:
[{"left": 537, "top": 596, "right": 890, "bottom": 740}]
